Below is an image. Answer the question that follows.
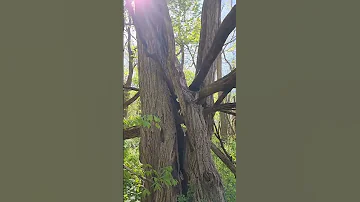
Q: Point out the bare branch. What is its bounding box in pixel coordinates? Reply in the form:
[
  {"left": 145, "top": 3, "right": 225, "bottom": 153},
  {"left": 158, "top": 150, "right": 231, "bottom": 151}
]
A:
[
  {"left": 124, "top": 91, "right": 140, "bottom": 108},
  {"left": 222, "top": 49, "right": 233, "bottom": 70},
  {"left": 189, "top": 5, "right": 236, "bottom": 91},
  {"left": 184, "top": 44, "right": 197, "bottom": 68}
]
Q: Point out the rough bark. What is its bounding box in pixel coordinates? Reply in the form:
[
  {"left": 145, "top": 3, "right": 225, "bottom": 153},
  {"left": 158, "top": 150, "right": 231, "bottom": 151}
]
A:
[
  {"left": 126, "top": 0, "right": 184, "bottom": 201},
  {"left": 127, "top": 0, "right": 230, "bottom": 201}
]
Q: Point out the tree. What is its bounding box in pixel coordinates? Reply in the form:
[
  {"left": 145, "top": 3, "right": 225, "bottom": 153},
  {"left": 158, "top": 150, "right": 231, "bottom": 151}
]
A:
[{"left": 124, "top": 0, "right": 236, "bottom": 201}]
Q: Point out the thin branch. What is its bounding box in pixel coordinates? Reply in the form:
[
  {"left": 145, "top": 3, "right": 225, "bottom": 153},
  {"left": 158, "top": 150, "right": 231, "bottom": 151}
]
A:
[
  {"left": 222, "top": 49, "right": 233, "bottom": 70},
  {"left": 189, "top": 5, "right": 236, "bottom": 91},
  {"left": 214, "top": 123, "right": 233, "bottom": 161},
  {"left": 224, "top": 29, "right": 236, "bottom": 47},
  {"left": 124, "top": 91, "right": 140, "bottom": 108},
  {"left": 184, "top": 44, "right": 197, "bottom": 68}
]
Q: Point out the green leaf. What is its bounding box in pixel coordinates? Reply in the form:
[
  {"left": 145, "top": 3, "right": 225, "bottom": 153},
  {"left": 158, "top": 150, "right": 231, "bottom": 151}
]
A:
[
  {"left": 153, "top": 116, "right": 161, "bottom": 123},
  {"left": 147, "top": 115, "right": 153, "bottom": 122}
]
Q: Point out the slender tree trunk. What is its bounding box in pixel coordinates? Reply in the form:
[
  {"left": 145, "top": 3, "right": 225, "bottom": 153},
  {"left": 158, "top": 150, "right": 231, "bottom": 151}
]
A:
[
  {"left": 217, "top": 60, "right": 228, "bottom": 140},
  {"left": 124, "top": 17, "right": 135, "bottom": 118}
]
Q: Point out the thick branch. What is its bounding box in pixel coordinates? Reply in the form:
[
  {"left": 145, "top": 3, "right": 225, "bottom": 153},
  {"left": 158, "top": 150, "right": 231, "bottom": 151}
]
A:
[
  {"left": 210, "top": 142, "right": 236, "bottom": 177},
  {"left": 123, "top": 126, "right": 140, "bottom": 140},
  {"left": 124, "top": 91, "right": 140, "bottom": 108},
  {"left": 204, "top": 103, "right": 236, "bottom": 115},
  {"left": 197, "top": 69, "right": 236, "bottom": 103},
  {"left": 189, "top": 5, "right": 236, "bottom": 91}
]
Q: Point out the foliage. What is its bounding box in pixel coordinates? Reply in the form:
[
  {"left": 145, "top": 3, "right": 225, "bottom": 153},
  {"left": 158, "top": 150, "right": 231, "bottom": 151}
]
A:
[
  {"left": 212, "top": 134, "right": 237, "bottom": 202},
  {"left": 124, "top": 159, "right": 178, "bottom": 202},
  {"left": 124, "top": 114, "right": 161, "bottom": 129},
  {"left": 124, "top": 138, "right": 143, "bottom": 202}
]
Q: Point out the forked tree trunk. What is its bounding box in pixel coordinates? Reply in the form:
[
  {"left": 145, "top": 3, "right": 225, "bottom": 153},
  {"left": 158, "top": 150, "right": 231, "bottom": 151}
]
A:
[{"left": 129, "top": 0, "right": 226, "bottom": 201}]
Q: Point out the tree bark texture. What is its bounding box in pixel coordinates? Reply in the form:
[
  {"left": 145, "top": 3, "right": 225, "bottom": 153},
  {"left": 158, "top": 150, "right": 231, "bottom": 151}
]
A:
[{"left": 129, "top": 0, "right": 226, "bottom": 201}]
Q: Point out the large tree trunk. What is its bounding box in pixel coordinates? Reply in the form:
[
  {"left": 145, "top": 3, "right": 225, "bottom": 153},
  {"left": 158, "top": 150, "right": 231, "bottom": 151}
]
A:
[
  {"left": 128, "top": 0, "right": 226, "bottom": 201},
  {"left": 137, "top": 39, "right": 180, "bottom": 201},
  {"left": 130, "top": 1, "right": 183, "bottom": 202}
]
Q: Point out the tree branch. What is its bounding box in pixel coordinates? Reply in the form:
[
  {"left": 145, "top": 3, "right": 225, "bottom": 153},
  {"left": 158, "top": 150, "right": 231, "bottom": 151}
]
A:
[
  {"left": 189, "top": 5, "right": 236, "bottom": 91},
  {"left": 226, "top": 114, "right": 236, "bottom": 137},
  {"left": 204, "top": 103, "right": 236, "bottom": 115},
  {"left": 124, "top": 91, "right": 140, "bottom": 108},
  {"left": 184, "top": 44, "right": 197, "bottom": 68},
  {"left": 123, "top": 126, "right": 140, "bottom": 140},
  {"left": 219, "top": 110, "right": 236, "bottom": 116},
  {"left": 196, "top": 69, "right": 236, "bottom": 103},
  {"left": 210, "top": 142, "right": 236, "bottom": 177},
  {"left": 123, "top": 86, "right": 139, "bottom": 91},
  {"left": 214, "top": 88, "right": 232, "bottom": 106}
]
